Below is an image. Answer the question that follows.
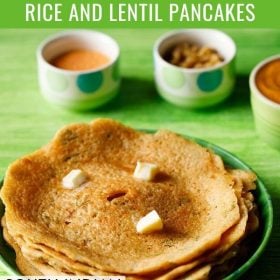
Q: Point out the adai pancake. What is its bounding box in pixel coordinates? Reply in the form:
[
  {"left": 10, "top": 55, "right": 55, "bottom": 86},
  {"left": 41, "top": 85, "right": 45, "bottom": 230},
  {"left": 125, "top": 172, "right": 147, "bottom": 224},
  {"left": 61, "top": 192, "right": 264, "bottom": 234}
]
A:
[
  {"left": 154, "top": 173, "right": 254, "bottom": 280},
  {"left": 1, "top": 119, "right": 240, "bottom": 275},
  {"left": 3, "top": 169, "right": 256, "bottom": 280},
  {"left": 180, "top": 265, "right": 211, "bottom": 280},
  {"left": 2, "top": 218, "right": 42, "bottom": 276}
]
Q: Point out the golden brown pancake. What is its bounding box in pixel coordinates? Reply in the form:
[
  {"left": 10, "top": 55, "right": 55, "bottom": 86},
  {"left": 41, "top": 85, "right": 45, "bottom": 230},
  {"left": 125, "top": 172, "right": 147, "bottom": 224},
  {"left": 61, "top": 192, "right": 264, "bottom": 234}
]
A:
[
  {"left": 180, "top": 265, "right": 211, "bottom": 280},
  {"left": 2, "top": 218, "right": 42, "bottom": 275},
  {"left": 1, "top": 119, "right": 240, "bottom": 275},
  {"left": 153, "top": 176, "right": 252, "bottom": 280},
  {"left": 0, "top": 119, "right": 258, "bottom": 279},
  {"left": 155, "top": 261, "right": 200, "bottom": 280}
]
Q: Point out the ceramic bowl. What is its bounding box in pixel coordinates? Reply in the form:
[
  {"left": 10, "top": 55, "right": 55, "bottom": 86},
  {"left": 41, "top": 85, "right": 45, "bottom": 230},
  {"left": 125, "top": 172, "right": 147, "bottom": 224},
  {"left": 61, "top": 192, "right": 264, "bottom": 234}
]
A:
[
  {"left": 250, "top": 54, "right": 280, "bottom": 150},
  {"left": 154, "top": 29, "right": 236, "bottom": 108},
  {"left": 37, "top": 30, "right": 120, "bottom": 110}
]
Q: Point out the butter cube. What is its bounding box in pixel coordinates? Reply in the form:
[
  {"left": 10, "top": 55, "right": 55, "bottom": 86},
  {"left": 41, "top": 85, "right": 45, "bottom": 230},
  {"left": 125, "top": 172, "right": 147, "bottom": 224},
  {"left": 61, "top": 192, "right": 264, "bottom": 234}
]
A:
[
  {"left": 133, "top": 161, "right": 158, "bottom": 181},
  {"left": 62, "top": 169, "right": 87, "bottom": 189},
  {"left": 136, "top": 210, "right": 163, "bottom": 234}
]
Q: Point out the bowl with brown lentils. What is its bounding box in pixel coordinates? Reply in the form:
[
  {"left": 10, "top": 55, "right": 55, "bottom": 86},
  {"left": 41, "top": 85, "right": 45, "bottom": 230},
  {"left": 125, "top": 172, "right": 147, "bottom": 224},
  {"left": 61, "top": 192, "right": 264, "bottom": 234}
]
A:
[{"left": 154, "top": 29, "right": 236, "bottom": 108}]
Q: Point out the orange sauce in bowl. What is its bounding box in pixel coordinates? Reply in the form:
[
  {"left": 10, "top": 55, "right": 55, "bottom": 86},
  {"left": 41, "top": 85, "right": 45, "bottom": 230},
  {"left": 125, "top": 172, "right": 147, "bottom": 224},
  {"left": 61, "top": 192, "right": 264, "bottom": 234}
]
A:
[
  {"left": 51, "top": 50, "right": 109, "bottom": 71},
  {"left": 256, "top": 59, "right": 280, "bottom": 104}
]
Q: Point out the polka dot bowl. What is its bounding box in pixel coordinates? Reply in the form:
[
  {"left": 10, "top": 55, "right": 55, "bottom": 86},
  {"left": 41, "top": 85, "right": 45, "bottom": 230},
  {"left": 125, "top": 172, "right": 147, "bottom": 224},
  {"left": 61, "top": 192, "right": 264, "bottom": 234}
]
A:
[
  {"left": 37, "top": 30, "right": 120, "bottom": 110},
  {"left": 154, "top": 29, "right": 236, "bottom": 108}
]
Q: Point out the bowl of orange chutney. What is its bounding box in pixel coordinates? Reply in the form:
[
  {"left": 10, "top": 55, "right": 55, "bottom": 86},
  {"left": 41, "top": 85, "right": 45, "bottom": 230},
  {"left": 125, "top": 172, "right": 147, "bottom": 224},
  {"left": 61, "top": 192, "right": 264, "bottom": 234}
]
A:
[
  {"left": 37, "top": 30, "right": 120, "bottom": 110},
  {"left": 250, "top": 54, "right": 280, "bottom": 150}
]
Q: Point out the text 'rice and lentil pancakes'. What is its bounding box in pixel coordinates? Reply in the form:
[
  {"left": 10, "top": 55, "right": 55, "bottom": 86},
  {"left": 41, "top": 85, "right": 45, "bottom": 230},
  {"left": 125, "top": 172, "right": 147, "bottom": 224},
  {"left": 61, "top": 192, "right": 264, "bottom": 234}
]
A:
[{"left": 0, "top": 119, "right": 259, "bottom": 279}]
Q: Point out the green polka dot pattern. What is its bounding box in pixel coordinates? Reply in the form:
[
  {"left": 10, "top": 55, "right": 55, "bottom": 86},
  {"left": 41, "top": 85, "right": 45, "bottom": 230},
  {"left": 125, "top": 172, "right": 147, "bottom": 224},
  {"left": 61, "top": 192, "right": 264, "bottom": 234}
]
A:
[
  {"left": 162, "top": 67, "right": 185, "bottom": 89},
  {"left": 77, "top": 72, "right": 103, "bottom": 94},
  {"left": 197, "top": 70, "right": 223, "bottom": 92},
  {"left": 47, "top": 71, "right": 68, "bottom": 92}
]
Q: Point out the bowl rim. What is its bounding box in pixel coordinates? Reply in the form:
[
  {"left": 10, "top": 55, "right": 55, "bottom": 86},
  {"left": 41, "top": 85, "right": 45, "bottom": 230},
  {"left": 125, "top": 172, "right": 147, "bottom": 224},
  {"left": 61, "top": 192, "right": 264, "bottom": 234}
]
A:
[
  {"left": 153, "top": 28, "right": 237, "bottom": 74},
  {"left": 249, "top": 54, "right": 280, "bottom": 109},
  {"left": 0, "top": 134, "right": 273, "bottom": 279},
  {"left": 37, "top": 29, "right": 120, "bottom": 75}
]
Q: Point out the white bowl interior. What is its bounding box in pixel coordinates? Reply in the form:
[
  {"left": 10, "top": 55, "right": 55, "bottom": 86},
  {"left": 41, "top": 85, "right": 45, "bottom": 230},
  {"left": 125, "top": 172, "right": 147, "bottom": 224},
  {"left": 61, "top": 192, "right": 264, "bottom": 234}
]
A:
[
  {"left": 41, "top": 31, "right": 119, "bottom": 63},
  {"left": 157, "top": 29, "right": 236, "bottom": 64}
]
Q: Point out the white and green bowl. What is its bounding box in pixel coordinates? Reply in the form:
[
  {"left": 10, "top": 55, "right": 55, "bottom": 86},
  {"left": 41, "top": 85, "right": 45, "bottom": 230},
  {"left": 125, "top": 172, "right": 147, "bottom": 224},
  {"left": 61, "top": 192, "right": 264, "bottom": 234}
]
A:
[
  {"left": 154, "top": 29, "right": 236, "bottom": 108},
  {"left": 250, "top": 54, "right": 280, "bottom": 150},
  {"left": 37, "top": 30, "right": 120, "bottom": 111}
]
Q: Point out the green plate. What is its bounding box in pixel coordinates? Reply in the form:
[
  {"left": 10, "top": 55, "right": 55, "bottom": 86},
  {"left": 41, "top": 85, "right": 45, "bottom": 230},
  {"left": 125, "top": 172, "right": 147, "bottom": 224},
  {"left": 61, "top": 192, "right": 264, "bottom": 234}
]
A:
[{"left": 0, "top": 136, "right": 273, "bottom": 279}]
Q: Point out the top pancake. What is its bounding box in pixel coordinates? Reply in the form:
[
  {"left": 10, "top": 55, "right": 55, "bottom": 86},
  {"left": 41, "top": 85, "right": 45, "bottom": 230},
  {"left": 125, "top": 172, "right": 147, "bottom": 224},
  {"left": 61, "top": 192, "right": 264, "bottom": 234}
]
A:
[{"left": 1, "top": 119, "right": 240, "bottom": 274}]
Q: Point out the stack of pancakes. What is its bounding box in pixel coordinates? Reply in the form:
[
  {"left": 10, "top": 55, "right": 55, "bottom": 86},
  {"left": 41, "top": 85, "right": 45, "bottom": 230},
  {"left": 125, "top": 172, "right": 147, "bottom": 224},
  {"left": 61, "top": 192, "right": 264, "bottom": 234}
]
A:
[{"left": 1, "top": 119, "right": 259, "bottom": 279}]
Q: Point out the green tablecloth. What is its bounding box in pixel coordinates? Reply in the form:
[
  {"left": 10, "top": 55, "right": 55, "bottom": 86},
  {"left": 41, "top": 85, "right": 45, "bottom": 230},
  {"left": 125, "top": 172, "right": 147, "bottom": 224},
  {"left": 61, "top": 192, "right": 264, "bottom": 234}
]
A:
[{"left": 0, "top": 29, "right": 279, "bottom": 279}]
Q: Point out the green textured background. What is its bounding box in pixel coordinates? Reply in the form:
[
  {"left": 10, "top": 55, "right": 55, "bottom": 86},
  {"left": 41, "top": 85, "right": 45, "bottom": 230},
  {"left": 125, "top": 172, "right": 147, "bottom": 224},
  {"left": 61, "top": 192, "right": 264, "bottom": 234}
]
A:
[{"left": 0, "top": 29, "right": 280, "bottom": 278}]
